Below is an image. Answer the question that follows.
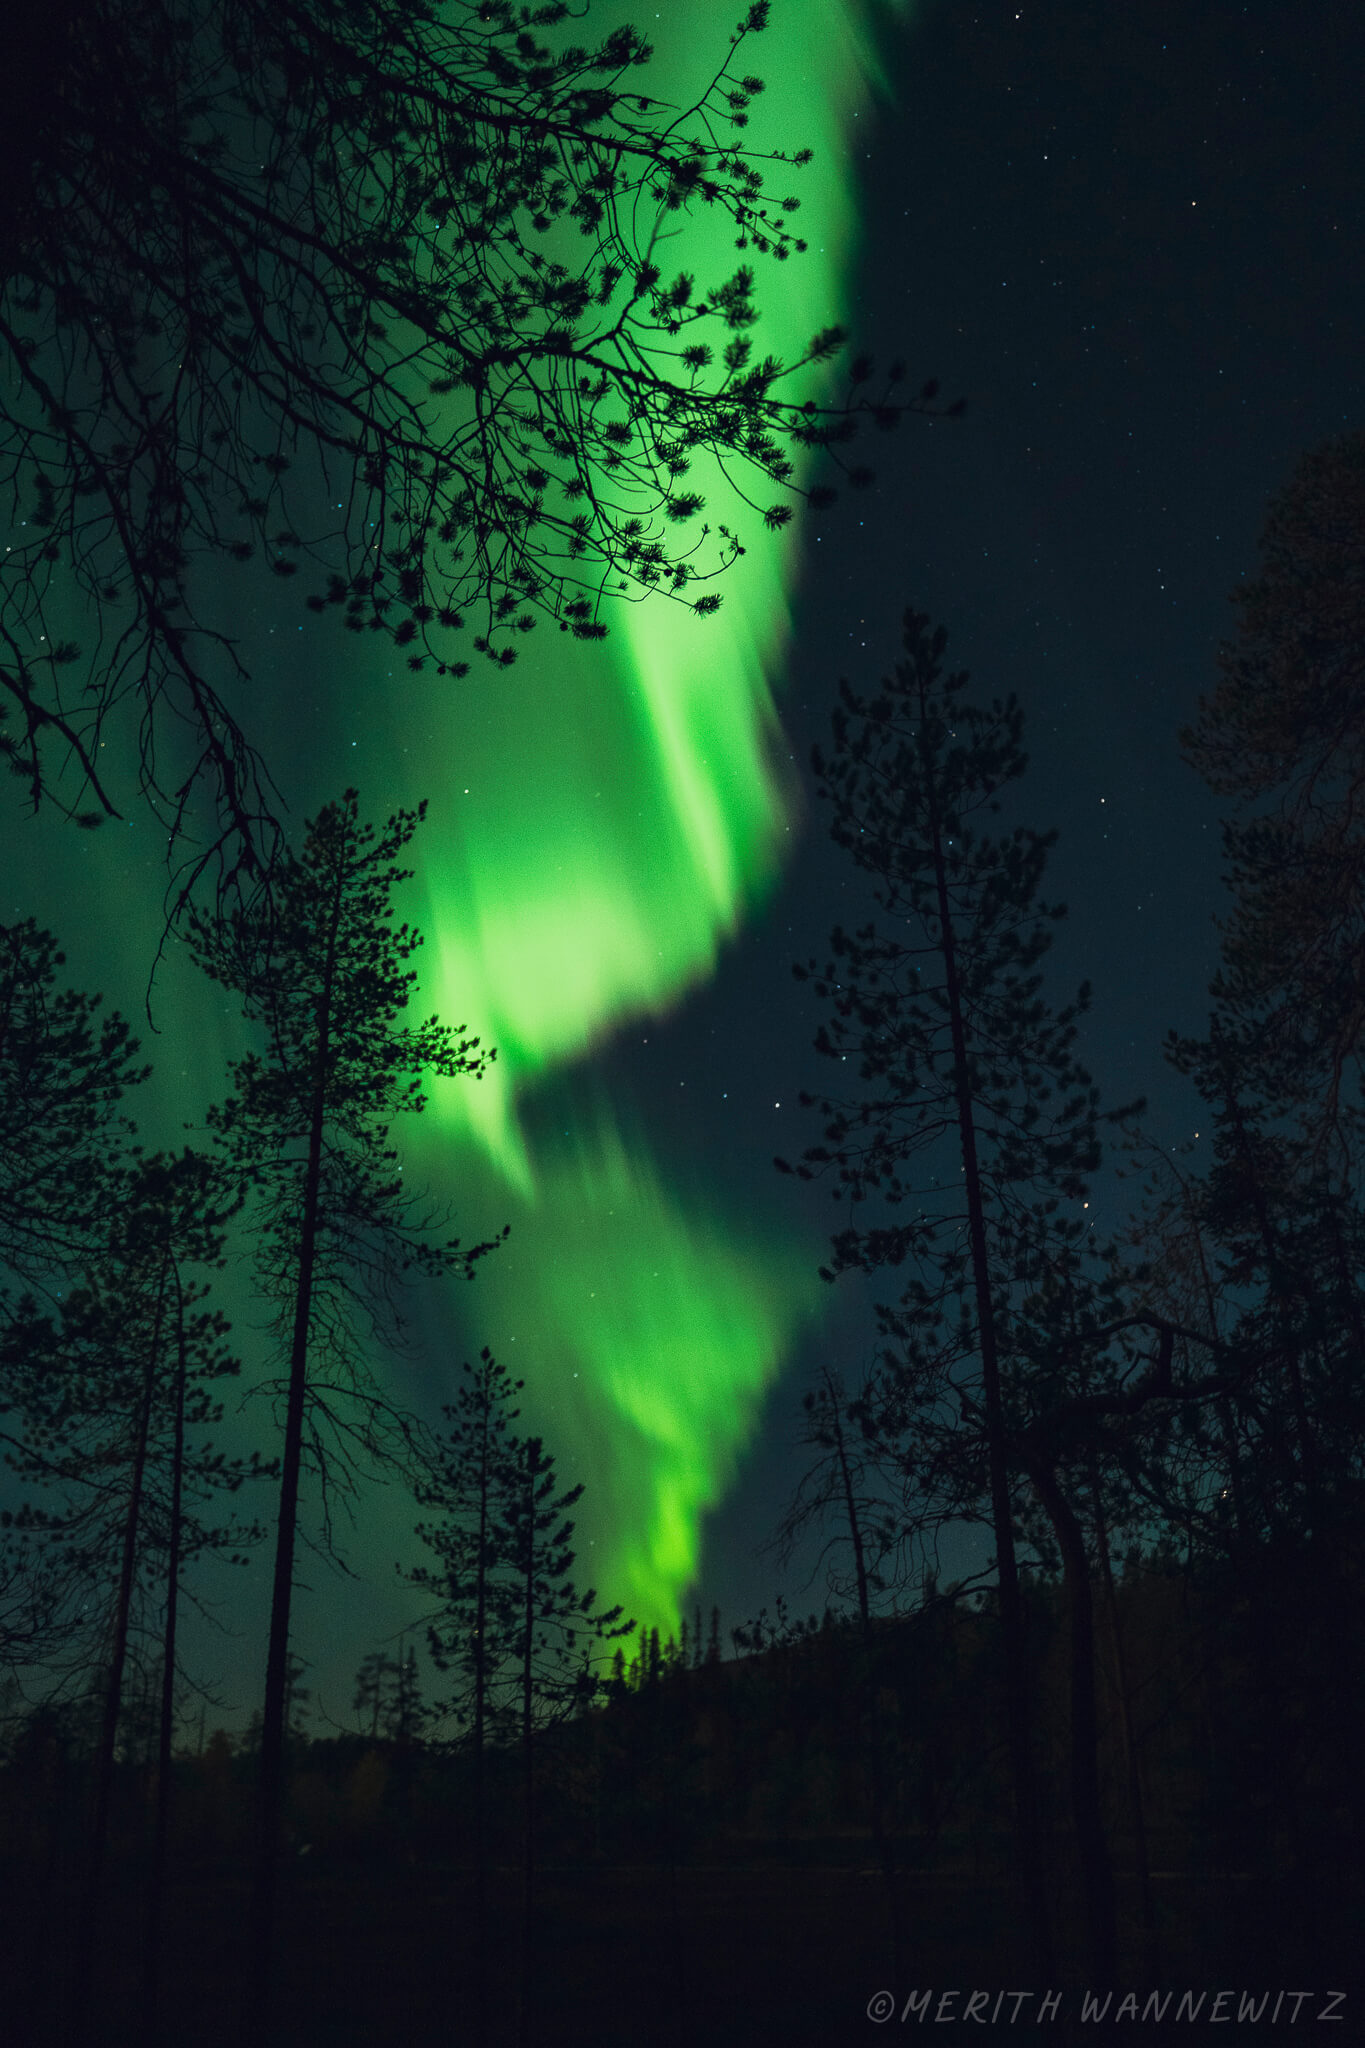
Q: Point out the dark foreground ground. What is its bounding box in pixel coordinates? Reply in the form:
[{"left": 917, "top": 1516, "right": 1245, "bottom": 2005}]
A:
[{"left": 3, "top": 1849, "right": 1361, "bottom": 2048}]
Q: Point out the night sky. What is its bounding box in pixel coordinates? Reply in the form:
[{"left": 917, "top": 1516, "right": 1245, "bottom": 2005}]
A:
[
  {"left": 636, "top": 0, "right": 1365, "bottom": 1638},
  {"left": 10, "top": 0, "right": 1362, "bottom": 1735}
]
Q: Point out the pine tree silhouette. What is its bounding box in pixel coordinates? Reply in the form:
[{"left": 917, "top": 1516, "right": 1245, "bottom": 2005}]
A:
[{"left": 189, "top": 790, "right": 504, "bottom": 2043}]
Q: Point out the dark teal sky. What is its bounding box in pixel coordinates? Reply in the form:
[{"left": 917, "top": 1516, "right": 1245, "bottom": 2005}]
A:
[{"left": 668, "top": 0, "right": 1364, "bottom": 1631}]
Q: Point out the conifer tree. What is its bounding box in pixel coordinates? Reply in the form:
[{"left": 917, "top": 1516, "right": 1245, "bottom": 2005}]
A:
[
  {"left": 1180, "top": 428, "right": 1365, "bottom": 1165},
  {"left": 767, "top": 1355, "right": 906, "bottom": 1980},
  {"left": 404, "top": 1352, "right": 629, "bottom": 2045},
  {"left": 0, "top": 918, "right": 150, "bottom": 1681},
  {"left": 188, "top": 789, "right": 504, "bottom": 2042},
  {"left": 353, "top": 1642, "right": 425, "bottom": 1746},
  {"left": 1145, "top": 421, "right": 1365, "bottom": 1668},
  {"left": 769, "top": 1358, "right": 902, "bottom": 1630},
  {"left": 2, "top": 1147, "right": 265, "bottom": 2040},
  {"left": 500, "top": 1431, "right": 630, "bottom": 2042},
  {"left": 1152, "top": 440, "right": 1365, "bottom": 1881},
  {"left": 386, "top": 1640, "right": 424, "bottom": 1749},
  {"left": 403, "top": 1346, "right": 526, "bottom": 2048},
  {"left": 0, "top": 918, "right": 146, "bottom": 1289},
  {"left": 781, "top": 606, "right": 1143, "bottom": 1974},
  {"left": 1167, "top": 439, "right": 1365, "bottom": 1529},
  {"left": 352, "top": 1649, "right": 391, "bottom": 1742}
]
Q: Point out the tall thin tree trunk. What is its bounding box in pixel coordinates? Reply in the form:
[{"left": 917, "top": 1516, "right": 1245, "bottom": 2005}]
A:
[
  {"left": 517, "top": 1458, "right": 536, "bottom": 2048},
  {"left": 1214, "top": 1035, "right": 1324, "bottom": 1520},
  {"left": 72, "top": 1254, "right": 167, "bottom": 2037},
  {"left": 1088, "top": 1448, "right": 1157, "bottom": 1981},
  {"left": 248, "top": 1212, "right": 319, "bottom": 2040},
  {"left": 1181, "top": 1170, "right": 1250, "bottom": 1544},
  {"left": 923, "top": 709, "right": 1053, "bottom": 1977},
  {"left": 471, "top": 1404, "right": 492, "bottom": 2048},
  {"left": 249, "top": 857, "right": 343, "bottom": 2045},
  {"left": 827, "top": 1364, "right": 872, "bottom": 1635},
  {"left": 142, "top": 1273, "right": 187, "bottom": 2040},
  {"left": 1028, "top": 1457, "right": 1117, "bottom": 1983},
  {"left": 825, "top": 1363, "right": 902, "bottom": 1984}
]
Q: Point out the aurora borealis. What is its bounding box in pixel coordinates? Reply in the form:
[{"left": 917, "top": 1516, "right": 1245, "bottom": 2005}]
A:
[
  {"left": 351, "top": 0, "right": 921, "bottom": 1635},
  {"left": 10, "top": 0, "right": 1362, "bottom": 1729},
  {"left": 6, "top": 0, "right": 924, "bottom": 1660},
  {"left": 9, "top": 3, "right": 1365, "bottom": 2029}
]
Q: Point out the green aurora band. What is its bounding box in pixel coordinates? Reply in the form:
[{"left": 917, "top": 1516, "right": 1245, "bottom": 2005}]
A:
[
  {"left": 434, "top": 1113, "right": 820, "bottom": 1632},
  {"left": 386, "top": 0, "right": 919, "bottom": 1639},
  {"left": 15, "top": 0, "right": 921, "bottom": 1654}
]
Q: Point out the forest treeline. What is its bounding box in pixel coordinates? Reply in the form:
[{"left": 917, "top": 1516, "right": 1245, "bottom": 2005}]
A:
[
  {"left": 2, "top": 412, "right": 1364, "bottom": 2046},
  {"left": 0, "top": 1544, "right": 1359, "bottom": 2040},
  {"left": 4, "top": 1558, "right": 1358, "bottom": 1886}
]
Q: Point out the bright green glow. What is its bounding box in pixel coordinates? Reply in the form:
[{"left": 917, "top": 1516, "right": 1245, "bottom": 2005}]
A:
[
  {"left": 418, "top": 1107, "right": 822, "bottom": 1638},
  {"left": 398, "top": 0, "right": 915, "bottom": 1190},
  {"left": 5, "top": 2, "right": 920, "bottom": 1675},
  {"left": 409, "top": 651, "right": 792, "bottom": 1192},
  {"left": 381, "top": 0, "right": 919, "bottom": 1639}
]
